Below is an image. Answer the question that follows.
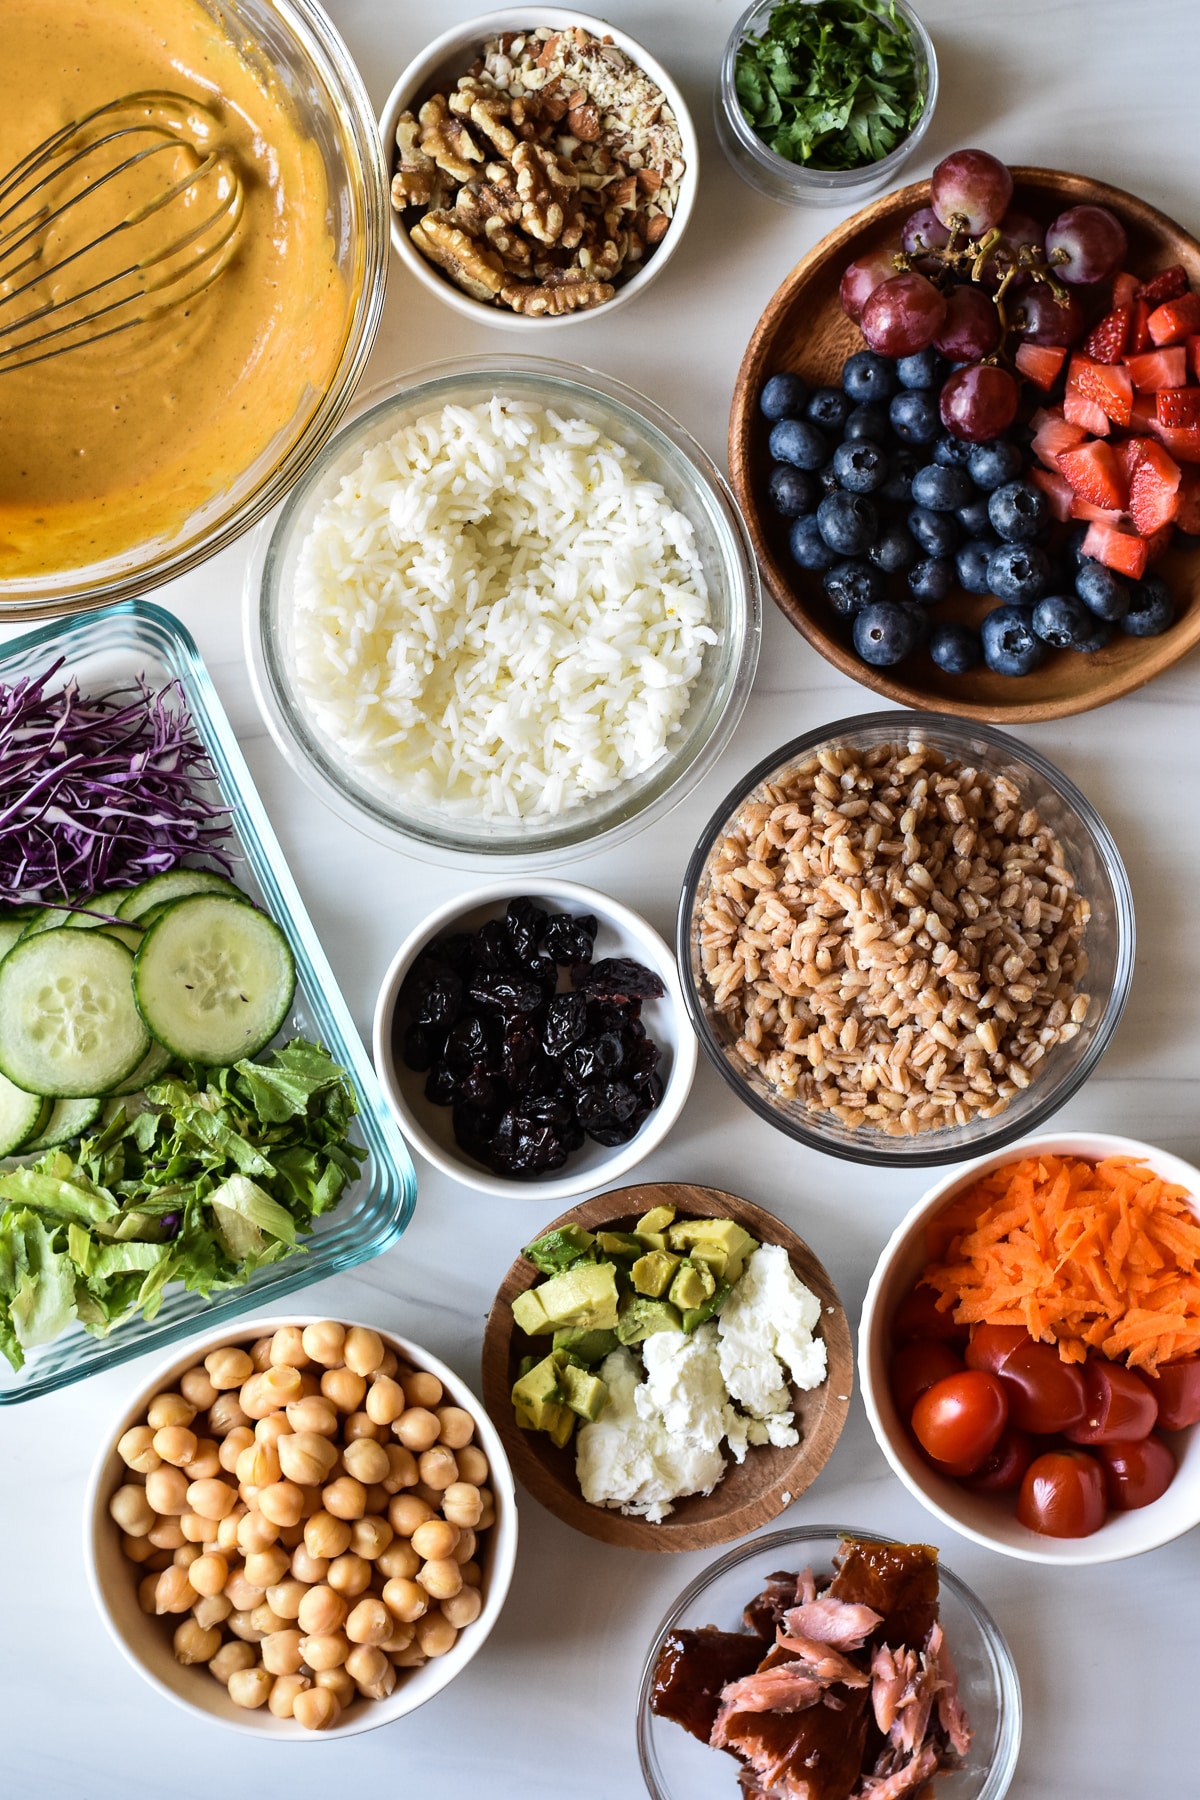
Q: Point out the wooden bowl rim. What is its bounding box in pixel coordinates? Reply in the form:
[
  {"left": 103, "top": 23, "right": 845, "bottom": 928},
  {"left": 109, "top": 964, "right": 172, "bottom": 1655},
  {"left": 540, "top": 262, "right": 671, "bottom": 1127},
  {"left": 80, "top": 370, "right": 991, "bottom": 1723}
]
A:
[
  {"left": 481, "top": 1181, "right": 853, "bottom": 1551},
  {"left": 729, "top": 165, "right": 1200, "bottom": 724}
]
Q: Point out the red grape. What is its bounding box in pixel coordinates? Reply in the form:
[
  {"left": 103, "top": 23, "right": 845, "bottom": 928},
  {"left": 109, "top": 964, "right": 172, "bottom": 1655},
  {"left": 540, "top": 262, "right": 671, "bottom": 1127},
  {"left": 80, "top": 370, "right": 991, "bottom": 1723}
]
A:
[
  {"left": 861, "top": 272, "right": 948, "bottom": 357},
  {"left": 1045, "top": 204, "right": 1128, "bottom": 286},
  {"left": 930, "top": 149, "right": 1014, "bottom": 237},
  {"left": 996, "top": 210, "right": 1045, "bottom": 256},
  {"left": 933, "top": 284, "right": 1001, "bottom": 361},
  {"left": 840, "top": 248, "right": 899, "bottom": 322},
  {"left": 900, "top": 206, "right": 951, "bottom": 259},
  {"left": 939, "top": 363, "right": 1018, "bottom": 442},
  {"left": 1016, "top": 283, "right": 1088, "bottom": 347}
]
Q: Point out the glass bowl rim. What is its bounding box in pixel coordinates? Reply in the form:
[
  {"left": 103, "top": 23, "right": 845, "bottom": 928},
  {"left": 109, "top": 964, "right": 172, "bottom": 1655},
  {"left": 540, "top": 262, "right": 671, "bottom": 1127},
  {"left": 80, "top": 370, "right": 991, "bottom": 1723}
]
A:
[{"left": 675, "top": 708, "right": 1137, "bottom": 1167}]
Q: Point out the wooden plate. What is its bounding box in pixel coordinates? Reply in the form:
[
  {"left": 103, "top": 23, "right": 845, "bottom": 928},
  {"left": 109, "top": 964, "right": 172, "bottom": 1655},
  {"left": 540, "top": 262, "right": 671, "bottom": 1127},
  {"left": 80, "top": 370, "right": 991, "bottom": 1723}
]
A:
[
  {"left": 480, "top": 1181, "right": 852, "bottom": 1551},
  {"left": 729, "top": 167, "right": 1200, "bottom": 723}
]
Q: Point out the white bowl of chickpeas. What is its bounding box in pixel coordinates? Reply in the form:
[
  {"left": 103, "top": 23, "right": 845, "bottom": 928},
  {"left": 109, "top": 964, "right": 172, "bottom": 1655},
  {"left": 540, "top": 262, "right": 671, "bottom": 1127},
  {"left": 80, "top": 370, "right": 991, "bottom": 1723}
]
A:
[{"left": 85, "top": 1315, "right": 518, "bottom": 1737}]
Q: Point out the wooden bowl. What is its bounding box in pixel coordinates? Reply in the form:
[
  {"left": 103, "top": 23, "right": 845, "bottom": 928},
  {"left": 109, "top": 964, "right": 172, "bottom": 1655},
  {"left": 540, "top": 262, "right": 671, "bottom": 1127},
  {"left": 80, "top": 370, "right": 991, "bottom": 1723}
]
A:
[
  {"left": 481, "top": 1181, "right": 852, "bottom": 1551},
  {"left": 729, "top": 167, "right": 1200, "bottom": 723}
]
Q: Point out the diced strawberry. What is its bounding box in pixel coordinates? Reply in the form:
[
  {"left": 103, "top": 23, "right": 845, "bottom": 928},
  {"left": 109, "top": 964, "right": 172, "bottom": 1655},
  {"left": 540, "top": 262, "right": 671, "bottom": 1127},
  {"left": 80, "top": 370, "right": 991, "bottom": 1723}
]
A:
[
  {"left": 1128, "top": 299, "right": 1154, "bottom": 354},
  {"left": 1128, "top": 441, "right": 1182, "bottom": 534},
  {"left": 1015, "top": 342, "right": 1067, "bottom": 389},
  {"left": 1157, "top": 387, "right": 1200, "bottom": 427},
  {"left": 1028, "top": 465, "right": 1076, "bottom": 522},
  {"left": 1113, "top": 437, "right": 1150, "bottom": 490},
  {"left": 1148, "top": 292, "right": 1200, "bottom": 346},
  {"left": 1112, "top": 271, "right": 1140, "bottom": 309},
  {"left": 1057, "top": 439, "right": 1128, "bottom": 510},
  {"left": 1081, "top": 521, "right": 1149, "bottom": 579},
  {"left": 1069, "top": 496, "right": 1127, "bottom": 525},
  {"left": 1123, "top": 347, "right": 1187, "bottom": 391},
  {"left": 1151, "top": 419, "right": 1200, "bottom": 462},
  {"left": 1129, "top": 394, "right": 1159, "bottom": 434},
  {"left": 1137, "top": 263, "right": 1191, "bottom": 306},
  {"left": 1074, "top": 360, "right": 1133, "bottom": 426},
  {"left": 1083, "top": 307, "right": 1131, "bottom": 363},
  {"left": 1141, "top": 522, "right": 1175, "bottom": 564},
  {"left": 1188, "top": 336, "right": 1200, "bottom": 383},
  {"left": 1176, "top": 466, "right": 1200, "bottom": 533},
  {"left": 1031, "top": 412, "right": 1087, "bottom": 470},
  {"left": 1063, "top": 390, "right": 1112, "bottom": 436}
]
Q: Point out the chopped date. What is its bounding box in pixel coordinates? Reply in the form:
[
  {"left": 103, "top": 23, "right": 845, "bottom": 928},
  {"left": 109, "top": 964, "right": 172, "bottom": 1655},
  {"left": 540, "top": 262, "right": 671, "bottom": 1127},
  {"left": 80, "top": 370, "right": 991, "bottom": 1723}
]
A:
[{"left": 574, "top": 956, "right": 666, "bottom": 1001}]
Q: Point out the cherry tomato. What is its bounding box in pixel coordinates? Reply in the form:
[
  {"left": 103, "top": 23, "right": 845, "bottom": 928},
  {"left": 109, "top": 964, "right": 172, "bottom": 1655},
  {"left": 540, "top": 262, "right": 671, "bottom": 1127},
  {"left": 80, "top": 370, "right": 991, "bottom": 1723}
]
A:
[
  {"left": 965, "top": 1425, "right": 1035, "bottom": 1493},
  {"left": 891, "top": 1281, "right": 968, "bottom": 1347},
  {"left": 1066, "top": 1358, "right": 1157, "bottom": 1445},
  {"left": 911, "top": 1370, "right": 1008, "bottom": 1475},
  {"left": 1097, "top": 1434, "right": 1176, "bottom": 1510},
  {"left": 1016, "top": 1450, "right": 1107, "bottom": 1538},
  {"left": 1151, "top": 1356, "right": 1200, "bottom": 1431},
  {"left": 891, "top": 1340, "right": 965, "bottom": 1418},
  {"left": 994, "top": 1338, "right": 1086, "bottom": 1434},
  {"left": 964, "top": 1324, "right": 1029, "bottom": 1375}
]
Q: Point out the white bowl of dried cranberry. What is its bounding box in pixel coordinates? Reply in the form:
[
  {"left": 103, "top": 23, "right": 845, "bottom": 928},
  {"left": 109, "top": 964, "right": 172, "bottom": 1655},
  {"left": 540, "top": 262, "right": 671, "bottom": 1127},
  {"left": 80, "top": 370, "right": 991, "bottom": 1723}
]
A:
[
  {"left": 373, "top": 879, "right": 697, "bottom": 1200},
  {"left": 860, "top": 1132, "right": 1200, "bottom": 1564},
  {"left": 379, "top": 9, "right": 698, "bottom": 329},
  {"left": 85, "top": 1314, "right": 518, "bottom": 1736}
]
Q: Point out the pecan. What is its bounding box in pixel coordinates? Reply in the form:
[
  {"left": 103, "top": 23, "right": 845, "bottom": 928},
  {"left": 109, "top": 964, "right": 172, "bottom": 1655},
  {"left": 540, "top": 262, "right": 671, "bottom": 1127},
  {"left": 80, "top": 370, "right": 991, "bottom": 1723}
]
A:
[
  {"left": 417, "top": 94, "right": 484, "bottom": 184},
  {"left": 410, "top": 211, "right": 505, "bottom": 301},
  {"left": 501, "top": 277, "right": 613, "bottom": 316},
  {"left": 391, "top": 112, "right": 440, "bottom": 208},
  {"left": 448, "top": 77, "right": 517, "bottom": 156}
]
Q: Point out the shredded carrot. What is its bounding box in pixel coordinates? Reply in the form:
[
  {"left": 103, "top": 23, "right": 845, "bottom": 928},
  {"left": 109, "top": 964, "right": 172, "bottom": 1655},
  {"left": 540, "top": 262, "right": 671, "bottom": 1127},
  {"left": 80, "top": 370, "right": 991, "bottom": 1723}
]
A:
[{"left": 920, "top": 1155, "right": 1200, "bottom": 1374}]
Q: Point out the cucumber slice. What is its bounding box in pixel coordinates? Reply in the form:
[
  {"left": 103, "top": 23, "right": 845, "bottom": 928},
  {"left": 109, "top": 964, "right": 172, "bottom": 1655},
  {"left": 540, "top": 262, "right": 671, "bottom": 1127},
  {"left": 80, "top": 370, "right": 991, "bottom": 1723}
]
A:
[
  {"left": 0, "top": 1075, "right": 51, "bottom": 1157},
  {"left": 20, "top": 1094, "right": 103, "bottom": 1154},
  {"left": 107, "top": 1038, "right": 173, "bottom": 1097},
  {"left": 0, "top": 918, "right": 26, "bottom": 962},
  {"left": 95, "top": 924, "right": 145, "bottom": 955},
  {"left": 117, "top": 869, "right": 244, "bottom": 922},
  {"left": 133, "top": 895, "right": 295, "bottom": 1065},
  {"left": 0, "top": 929, "right": 151, "bottom": 1097}
]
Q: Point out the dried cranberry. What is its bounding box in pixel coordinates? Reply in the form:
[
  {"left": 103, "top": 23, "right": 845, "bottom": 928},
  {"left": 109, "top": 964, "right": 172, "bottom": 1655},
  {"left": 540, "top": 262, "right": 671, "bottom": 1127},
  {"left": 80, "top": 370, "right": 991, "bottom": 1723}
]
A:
[
  {"left": 561, "top": 1033, "right": 623, "bottom": 1088},
  {"left": 467, "top": 972, "right": 544, "bottom": 1015},
  {"left": 444, "top": 1014, "right": 488, "bottom": 1074},
  {"left": 426, "top": 932, "right": 475, "bottom": 974},
  {"left": 574, "top": 957, "right": 666, "bottom": 1002},
  {"left": 401, "top": 1021, "right": 437, "bottom": 1072},
  {"left": 475, "top": 919, "right": 518, "bottom": 971},
  {"left": 405, "top": 967, "right": 463, "bottom": 1028},
  {"left": 424, "top": 1062, "right": 457, "bottom": 1106},
  {"left": 541, "top": 991, "right": 588, "bottom": 1057},
  {"left": 544, "top": 911, "right": 599, "bottom": 966},
  {"left": 506, "top": 896, "right": 549, "bottom": 962},
  {"left": 502, "top": 1022, "right": 539, "bottom": 1094}
]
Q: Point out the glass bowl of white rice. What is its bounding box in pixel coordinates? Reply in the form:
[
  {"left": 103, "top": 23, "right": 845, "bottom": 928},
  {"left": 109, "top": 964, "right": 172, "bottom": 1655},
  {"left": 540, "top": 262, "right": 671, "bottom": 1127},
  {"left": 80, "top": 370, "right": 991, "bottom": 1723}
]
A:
[{"left": 245, "top": 355, "right": 760, "bottom": 863}]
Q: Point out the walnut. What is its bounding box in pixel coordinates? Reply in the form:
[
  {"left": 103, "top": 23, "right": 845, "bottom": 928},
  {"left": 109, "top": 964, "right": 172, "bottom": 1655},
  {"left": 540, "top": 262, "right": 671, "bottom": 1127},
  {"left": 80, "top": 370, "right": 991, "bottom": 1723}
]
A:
[
  {"left": 410, "top": 211, "right": 505, "bottom": 301},
  {"left": 391, "top": 113, "right": 440, "bottom": 208},
  {"left": 417, "top": 94, "right": 484, "bottom": 184},
  {"left": 510, "top": 141, "right": 583, "bottom": 246},
  {"left": 448, "top": 77, "right": 517, "bottom": 156},
  {"left": 482, "top": 216, "right": 533, "bottom": 271},
  {"left": 501, "top": 277, "right": 613, "bottom": 315}
]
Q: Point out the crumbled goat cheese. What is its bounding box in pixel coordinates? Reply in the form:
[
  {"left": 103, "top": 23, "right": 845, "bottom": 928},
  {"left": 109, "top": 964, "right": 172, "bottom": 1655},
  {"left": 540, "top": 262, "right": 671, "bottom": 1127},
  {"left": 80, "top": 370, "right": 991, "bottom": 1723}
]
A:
[
  {"left": 717, "top": 1243, "right": 827, "bottom": 1417},
  {"left": 575, "top": 1343, "right": 726, "bottom": 1523}
]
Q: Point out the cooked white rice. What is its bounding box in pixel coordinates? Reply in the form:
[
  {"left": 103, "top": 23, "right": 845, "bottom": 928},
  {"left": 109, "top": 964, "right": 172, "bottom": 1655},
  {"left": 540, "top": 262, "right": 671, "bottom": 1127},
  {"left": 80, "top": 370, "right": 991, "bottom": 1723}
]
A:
[{"left": 288, "top": 397, "right": 716, "bottom": 818}]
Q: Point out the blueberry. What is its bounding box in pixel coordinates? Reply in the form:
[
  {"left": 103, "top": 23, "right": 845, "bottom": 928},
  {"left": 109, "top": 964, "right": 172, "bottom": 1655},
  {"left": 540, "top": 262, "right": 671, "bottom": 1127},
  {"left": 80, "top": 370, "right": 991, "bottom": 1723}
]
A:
[
  {"left": 818, "top": 490, "right": 878, "bottom": 556},
  {"left": 879, "top": 447, "right": 922, "bottom": 504},
  {"left": 832, "top": 439, "right": 888, "bottom": 493},
  {"left": 907, "top": 556, "right": 956, "bottom": 603},
  {"left": 988, "top": 480, "right": 1050, "bottom": 543},
  {"left": 981, "top": 605, "right": 1048, "bottom": 676},
  {"left": 823, "top": 559, "right": 886, "bottom": 617},
  {"left": 789, "top": 514, "right": 839, "bottom": 571},
  {"left": 908, "top": 505, "right": 960, "bottom": 559},
  {"left": 889, "top": 389, "right": 940, "bottom": 445},
  {"left": 842, "top": 350, "right": 899, "bottom": 405},
  {"left": 929, "top": 621, "right": 983, "bottom": 673},
  {"left": 957, "top": 536, "right": 998, "bottom": 594},
  {"left": 896, "top": 347, "right": 947, "bottom": 390},
  {"left": 1076, "top": 616, "right": 1116, "bottom": 653},
  {"left": 1032, "top": 593, "right": 1100, "bottom": 649},
  {"left": 933, "top": 434, "right": 976, "bottom": 470},
  {"left": 956, "top": 494, "right": 995, "bottom": 537},
  {"left": 852, "top": 601, "right": 919, "bottom": 665},
  {"left": 817, "top": 461, "right": 842, "bottom": 495},
  {"left": 807, "top": 386, "right": 852, "bottom": 432},
  {"left": 967, "top": 439, "right": 1025, "bottom": 491},
  {"left": 986, "top": 542, "right": 1052, "bottom": 604},
  {"left": 1075, "top": 557, "right": 1130, "bottom": 621},
  {"left": 911, "top": 463, "right": 974, "bottom": 511},
  {"left": 1064, "top": 521, "right": 1092, "bottom": 570},
  {"left": 1123, "top": 574, "right": 1175, "bottom": 636},
  {"left": 766, "top": 464, "right": 819, "bottom": 519},
  {"left": 843, "top": 402, "right": 891, "bottom": 444},
  {"left": 760, "top": 372, "right": 809, "bottom": 421},
  {"left": 769, "top": 417, "right": 829, "bottom": 471},
  {"left": 869, "top": 523, "right": 920, "bottom": 574}
]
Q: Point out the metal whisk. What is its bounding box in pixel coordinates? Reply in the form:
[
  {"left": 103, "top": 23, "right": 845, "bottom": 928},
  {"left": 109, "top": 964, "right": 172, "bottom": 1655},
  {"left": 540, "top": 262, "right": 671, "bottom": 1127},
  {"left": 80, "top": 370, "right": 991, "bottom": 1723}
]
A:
[{"left": 0, "top": 90, "right": 245, "bottom": 374}]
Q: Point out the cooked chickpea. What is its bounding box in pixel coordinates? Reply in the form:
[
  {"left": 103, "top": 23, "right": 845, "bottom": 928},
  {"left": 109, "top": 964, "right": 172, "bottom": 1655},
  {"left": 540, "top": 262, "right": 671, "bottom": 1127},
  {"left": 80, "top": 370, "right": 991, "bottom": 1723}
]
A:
[
  {"left": 301, "top": 1630, "right": 349, "bottom": 1672},
  {"left": 293, "top": 1686, "right": 342, "bottom": 1731},
  {"left": 241, "top": 1366, "right": 302, "bottom": 1418},
  {"left": 209, "top": 1639, "right": 256, "bottom": 1685},
  {"left": 268, "top": 1325, "right": 308, "bottom": 1368},
  {"left": 180, "top": 1365, "right": 219, "bottom": 1410},
  {"left": 416, "top": 1613, "right": 458, "bottom": 1658},
  {"left": 435, "top": 1406, "right": 475, "bottom": 1450},
  {"left": 441, "top": 1586, "right": 483, "bottom": 1629},
  {"left": 365, "top": 1375, "right": 406, "bottom": 1426},
  {"left": 184, "top": 1477, "right": 235, "bottom": 1522},
  {"left": 144, "top": 1465, "right": 189, "bottom": 1516},
  {"left": 304, "top": 1509, "right": 351, "bottom": 1560},
  {"left": 286, "top": 1394, "right": 338, "bottom": 1437},
  {"left": 411, "top": 1518, "right": 460, "bottom": 1562},
  {"left": 216, "top": 1512, "right": 244, "bottom": 1554},
  {"left": 147, "top": 1518, "right": 186, "bottom": 1551},
  {"left": 327, "top": 1552, "right": 371, "bottom": 1599},
  {"left": 402, "top": 1370, "right": 443, "bottom": 1410},
  {"left": 416, "top": 1557, "right": 462, "bottom": 1601},
  {"left": 180, "top": 1509, "right": 218, "bottom": 1543},
  {"left": 249, "top": 1335, "right": 274, "bottom": 1372},
  {"left": 218, "top": 1425, "right": 254, "bottom": 1473},
  {"left": 278, "top": 1430, "right": 338, "bottom": 1487},
  {"left": 254, "top": 1413, "right": 294, "bottom": 1450},
  {"left": 250, "top": 1600, "right": 289, "bottom": 1636},
  {"left": 109, "top": 1484, "right": 155, "bottom": 1537},
  {"left": 382, "top": 1445, "right": 418, "bottom": 1493},
  {"left": 208, "top": 1393, "right": 250, "bottom": 1436},
  {"left": 260, "top": 1627, "right": 306, "bottom": 1676},
  {"left": 378, "top": 1622, "right": 416, "bottom": 1655},
  {"left": 118, "top": 1425, "right": 161, "bottom": 1474},
  {"left": 390, "top": 1643, "right": 427, "bottom": 1669},
  {"left": 278, "top": 1519, "right": 306, "bottom": 1546},
  {"left": 418, "top": 1446, "right": 458, "bottom": 1492},
  {"left": 295, "top": 1371, "right": 322, "bottom": 1399},
  {"left": 236, "top": 1512, "right": 279, "bottom": 1558},
  {"left": 184, "top": 1438, "right": 221, "bottom": 1481},
  {"left": 223, "top": 1564, "right": 265, "bottom": 1608},
  {"left": 297, "top": 1584, "right": 348, "bottom": 1636},
  {"left": 155, "top": 1565, "right": 198, "bottom": 1615},
  {"left": 321, "top": 1475, "right": 366, "bottom": 1521},
  {"left": 376, "top": 1539, "right": 421, "bottom": 1582},
  {"left": 173, "top": 1542, "right": 204, "bottom": 1569},
  {"left": 343, "top": 1326, "right": 384, "bottom": 1378},
  {"left": 152, "top": 1424, "right": 197, "bottom": 1469},
  {"left": 344, "top": 1643, "right": 389, "bottom": 1689},
  {"left": 122, "top": 1532, "right": 156, "bottom": 1564},
  {"left": 364, "top": 1483, "right": 392, "bottom": 1516},
  {"left": 146, "top": 1549, "right": 174, "bottom": 1572},
  {"left": 205, "top": 1346, "right": 253, "bottom": 1390},
  {"left": 393, "top": 1406, "right": 440, "bottom": 1453},
  {"left": 257, "top": 1481, "right": 305, "bottom": 1528},
  {"left": 226, "top": 1609, "right": 265, "bottom": 1643},
  {"left": 477, "top": 1504, "right": 496, "bottom": 1533},
  {"left": 138, "top": 1571, "right": 161, "bottom": 1614},
  {"left": 377, "top": 1347, "right": 399, "bottom": 1380},
  {"left": 456, "top": 1445, "right": 489, "bottom": 1486},
  {"left": 320, "top": 1366, "right": 366, "bottom": 1414},
  {"left": 343, "top": 1410, "right": 386, "bottom": 1444},
  {"left": 236, "top": 1440, "right": 280, "bottom": 1489},
  {"left": 381, "top": 1576, "right": 427, "bottom": 1623},
  {"left": 350, "top": 1515, "right": 393, "bottom": 1561},
  {"left": 268, "top": 1672, "right": 312, "bottom": 1718},
  {"left": 290, "top": 1544, "right": 329, "bottom": 1585},
  {"left": 301, "top": 1321, "right": 345, "bottom": 1367},
  {"left": 452, "top": 1528, "right": 477, "bottom": 1566},
  {"left": 193, "top": 1592, "right": 233, "bottom": 1631},
  {"left": 244, "top": 1545, "right": 291, "bottom": 1590},
  {"left": 442, "top": 1482, "right": 484, "bottom": 1529},
  {"left": 342, "top": 1437, "right": 390, "bottom": 1485},
  {"left": 313, "top": 1665, "right": 355, "bottom": 1707},
  {"left": 344, "top": 1597, "right": 391, "bottom": 1646},
  {"left": 148, "top": 1392, "right": 196, "bottom": 1431},
  {"left": 228, "top": 1666, "right": 273, "bottom": 1709},
  {"left": 173, "top": 1617, "right": 222, "bottom": 1664},
  {"left": 265, "top": 1578, "right": 306, "bottom": 1621},
  {"left": 460, "top": 1560, "right": 482, "bottom": 1588},
  {"left": 411, "top": 1480, "right": 445, "bottom": 1509},
  {"left": 387, "top": 1493, "right": 435, "bottom": 1537}
]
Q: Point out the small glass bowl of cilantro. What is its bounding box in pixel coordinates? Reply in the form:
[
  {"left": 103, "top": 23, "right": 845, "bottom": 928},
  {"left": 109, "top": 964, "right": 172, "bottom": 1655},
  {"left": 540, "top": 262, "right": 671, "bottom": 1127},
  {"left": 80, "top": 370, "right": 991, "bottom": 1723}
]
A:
[{"left": 719, "top": 0, "right": 938, "bottom": 206}]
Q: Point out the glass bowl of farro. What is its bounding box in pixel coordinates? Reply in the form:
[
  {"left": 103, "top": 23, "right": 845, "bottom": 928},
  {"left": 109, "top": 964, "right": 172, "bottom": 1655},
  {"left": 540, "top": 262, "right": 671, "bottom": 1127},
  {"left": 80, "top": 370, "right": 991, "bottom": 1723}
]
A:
[{"left": 676, "top": 713, "right": 1134, "bottom": 1166}]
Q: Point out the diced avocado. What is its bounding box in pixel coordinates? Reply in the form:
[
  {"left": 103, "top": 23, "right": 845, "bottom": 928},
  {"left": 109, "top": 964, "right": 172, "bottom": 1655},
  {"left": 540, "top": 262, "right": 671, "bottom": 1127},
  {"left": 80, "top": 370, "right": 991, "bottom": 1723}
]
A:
[
  {"left": 631, "top": 1249, "right": 682, "bottom": 1298},
  {"left": 511, "top": 1286, "right": 553, "bottom": 1337},
  {"left": 559, "top": 1362, "right": 609, "bottom": 1423},
  {"left": 595, "top": 1230, "right": 643, "bottom": 1258},
  {"left": 636, "top": 1203, "right": 676, "bottom": 1234},
  {"left": 511, "top": 1353, "right": 577, "bottom": 1446},
  {"left": 551, "top": 1326, "right": 620, "bottom": 1364},
  {"left": 528, "top": 1260, "right": 620, "bottom": 1332},
  {"left": 633, "top": 1229, "right": 669, "bottom": 1253},
  {"left": 616, "top": 1294, "right": 682, "bottom": 1345},
  {"left": 523, "top": 1225, "right": 596, "bottom": 1274},
  {"left": 667, "top": 1217, "right": 757, "bottom": 1264},
  {"left": 546, "top": 1404, "right": 576, "bottom": 1449},
  {"left": 682, "top": 1280, "right": 733, "bottom": 1334},
  {"left": 516, "top": 1354, "right": 538, "bottom": 1382},
  {"left": 669, "top": 1257, "right": 717, "bottom": 1313}
]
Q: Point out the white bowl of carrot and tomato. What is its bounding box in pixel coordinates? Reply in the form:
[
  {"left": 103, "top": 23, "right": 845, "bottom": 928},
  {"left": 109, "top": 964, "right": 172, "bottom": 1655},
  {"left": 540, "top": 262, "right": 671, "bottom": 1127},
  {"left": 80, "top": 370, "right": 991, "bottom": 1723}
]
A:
[{"left": 860, "top": 1132, "right": 1200, "bottom": 1564}]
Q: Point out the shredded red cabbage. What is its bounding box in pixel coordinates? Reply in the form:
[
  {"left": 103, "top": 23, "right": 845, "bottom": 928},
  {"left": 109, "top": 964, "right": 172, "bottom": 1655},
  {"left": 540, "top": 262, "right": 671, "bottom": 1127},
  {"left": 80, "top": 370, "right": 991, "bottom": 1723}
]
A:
[{"left": 0, "top": 659, "right": 235, "bottom": 904}]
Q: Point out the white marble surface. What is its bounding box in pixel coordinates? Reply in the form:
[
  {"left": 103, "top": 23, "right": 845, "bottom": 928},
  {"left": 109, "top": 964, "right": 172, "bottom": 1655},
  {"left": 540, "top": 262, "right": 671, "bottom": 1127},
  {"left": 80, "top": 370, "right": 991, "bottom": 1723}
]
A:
[{"left": 3, "top": 0, "right": 1200, "bottom": 1794}]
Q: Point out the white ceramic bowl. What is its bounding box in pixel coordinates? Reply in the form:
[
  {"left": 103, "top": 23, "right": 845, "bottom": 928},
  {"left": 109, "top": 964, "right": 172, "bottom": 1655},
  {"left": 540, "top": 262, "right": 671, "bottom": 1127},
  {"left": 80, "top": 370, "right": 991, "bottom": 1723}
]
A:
[
  {"left": 378, "top": 8, "right": 698, "bottom": 329},
  {"left": 860, "top": 1133, "right": 1200, "bottom": 1565},
  {"left": 373, "top": 879, "right": 697, "bottom": 1200},
  {"left": 85, "top": 1314, "right": 518, "bottom": 1737}
]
